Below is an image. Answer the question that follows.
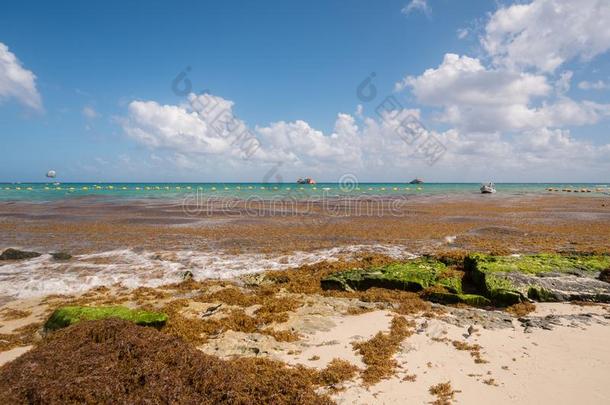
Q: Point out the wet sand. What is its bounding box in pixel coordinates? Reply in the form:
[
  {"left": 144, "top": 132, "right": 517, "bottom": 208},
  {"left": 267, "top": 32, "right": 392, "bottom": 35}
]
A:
[{"left": 1, "top": 194, "right": 609, "bottom": 255}]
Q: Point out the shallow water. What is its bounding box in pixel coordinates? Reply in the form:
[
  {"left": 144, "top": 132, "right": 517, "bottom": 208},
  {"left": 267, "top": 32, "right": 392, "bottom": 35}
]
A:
[{"left": 0, "top": 182, "right": 607, "bottom": 202}]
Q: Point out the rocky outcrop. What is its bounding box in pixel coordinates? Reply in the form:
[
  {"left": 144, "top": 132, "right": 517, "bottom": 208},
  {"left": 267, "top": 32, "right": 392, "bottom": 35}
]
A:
[
  {"left": 321, "top": 259, "right": 460, "bottom": 292},
  {"left": 465, "top": 253, "right": 610, "bottom": 304},
  {"left": 44, "top": 306, "right": 168, "bottom": 331},
  {"left": 0, "top": 248, "right": 41, "bottom": 260},
  {"left": 321, "top": 259, "right": 490, "bottom": 307}
]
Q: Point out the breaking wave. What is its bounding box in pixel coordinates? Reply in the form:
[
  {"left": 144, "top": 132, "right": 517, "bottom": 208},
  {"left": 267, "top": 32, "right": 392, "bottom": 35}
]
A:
[{"left": 0, "top": 245, "right": 415, "bottom": 301}]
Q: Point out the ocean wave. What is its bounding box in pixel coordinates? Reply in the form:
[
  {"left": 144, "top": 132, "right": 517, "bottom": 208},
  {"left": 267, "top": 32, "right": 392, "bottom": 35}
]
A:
[{"left": 0, "top": 245, "right": 415, "bottom": 301}]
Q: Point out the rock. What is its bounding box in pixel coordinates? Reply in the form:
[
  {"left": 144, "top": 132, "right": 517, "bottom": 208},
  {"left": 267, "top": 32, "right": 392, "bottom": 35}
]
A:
[
  {"left": 44, "top": 306, "right": 168, "bottom": 331},
  {"left": 321, "top": 259, "right": 461, "bottom": 293},
  {"left": 180, "top": 270, "right": 194, "bottom": 281},
  {"left": 465, "top": 253, "right": 610, "bottom": 304},
  {"left": 423, "top": 290, "right": 491, "bottom": 307},
  {"left": 0, "top": 248, "right": 41, "bottom": 261},
  {"left": 599, "top": 269, "right": 610, "bottom": 283},
  {"left": 51, "top": 252, "right": 72, "bottom": 260}
]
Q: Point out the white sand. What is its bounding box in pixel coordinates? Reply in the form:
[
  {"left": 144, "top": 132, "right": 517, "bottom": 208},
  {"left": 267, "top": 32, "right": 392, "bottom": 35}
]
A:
[
  {"left": 279, "top": 303, "right": 610, "bottom": 404},
  {"left": 1, "top": 298, "right": 609, "bottom": 404}
]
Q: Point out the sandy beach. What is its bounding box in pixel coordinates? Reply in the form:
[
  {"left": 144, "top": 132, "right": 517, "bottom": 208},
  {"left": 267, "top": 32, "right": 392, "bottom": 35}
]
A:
[{"left": 0, "top": 193, "right": 609, "bottom": 403}]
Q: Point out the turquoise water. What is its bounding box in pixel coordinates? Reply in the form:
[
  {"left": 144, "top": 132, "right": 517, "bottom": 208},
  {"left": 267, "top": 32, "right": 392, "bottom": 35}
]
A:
[{"left": 0, "top": 183, "right": 608, "bottom": 201}]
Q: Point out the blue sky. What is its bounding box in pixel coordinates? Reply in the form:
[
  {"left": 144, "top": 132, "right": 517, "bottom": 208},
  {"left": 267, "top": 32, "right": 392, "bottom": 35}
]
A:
[{"left": 1, "top": 0, "right": 609, "bottom": 182}]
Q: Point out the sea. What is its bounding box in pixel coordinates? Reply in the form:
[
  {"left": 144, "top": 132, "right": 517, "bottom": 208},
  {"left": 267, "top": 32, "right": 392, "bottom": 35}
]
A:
[{"left": 0, "top": 182, "right": 608, "bottom": 202}]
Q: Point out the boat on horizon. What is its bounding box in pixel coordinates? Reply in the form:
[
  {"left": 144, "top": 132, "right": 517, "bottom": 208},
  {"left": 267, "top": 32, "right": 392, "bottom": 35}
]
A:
[
  {"left": 409, "top": 178, "right": 424, "bottom": 184},
  {"left": 480, "top": 182, "right": 496, "bottom": 194},
  {"left": 296, "top": 177, "right": 316, "bottom": 184}
]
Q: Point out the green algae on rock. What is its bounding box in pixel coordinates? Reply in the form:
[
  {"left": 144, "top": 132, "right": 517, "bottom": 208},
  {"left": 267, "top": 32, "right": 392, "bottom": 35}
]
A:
[
  {"left": 422, "top": 290, "right": 491, "bottom": 307},
  {"left": 44, "top": 306, "right": 168, "bottom": 331},
  {"left": 465, "top": 253, "right": 610, "bottom": 305},
  {"left": 465, "top": 253, "right": 610, "bottom": 275},
  {"left": 321, "top": 259, "right": 461, "bottom": 293}
]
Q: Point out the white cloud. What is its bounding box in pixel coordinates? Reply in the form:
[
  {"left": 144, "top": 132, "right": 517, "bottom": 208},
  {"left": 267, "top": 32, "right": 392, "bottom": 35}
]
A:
[
  {"left": 578, "top": 80, "right": 610, "bottom": 90},
  {"left": 82, "top": 106, "right": 98, "bottom": 119},
  {"left": 0, "top": 42, "right": 42, "bottom": 110},
  {"left": 401, "top": 0, "right": 430, "bottom": 17},
  {"left": 396, "top": 55, "right": 610, "bottom": 134},
  {"left": 120, "top": 91, "right": 610, "bottom": 181},
  {"left": 482, "top": 0, "right": 610, "bottom": 72}
]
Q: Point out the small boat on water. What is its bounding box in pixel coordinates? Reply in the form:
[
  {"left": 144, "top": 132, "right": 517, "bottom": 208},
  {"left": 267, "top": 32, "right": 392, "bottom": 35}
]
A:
[
  {"left": 296, "top": 177, "right": 316, "bottom": 184},
  {"left": 409, "top": 178, "right": 424, "bottom": 184},
  {"left": 480, "top": 182, "right": 496, "bottom": 194}
]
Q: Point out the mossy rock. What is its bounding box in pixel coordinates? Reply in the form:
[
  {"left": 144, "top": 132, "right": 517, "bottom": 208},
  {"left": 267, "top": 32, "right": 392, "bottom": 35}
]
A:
[
  {"left": 44, "top": 306, "right": 168, "bottom": 331},
  {"left": 321, "top": 259, "right": 461, "bottom": 293},
  {"left": 0, "top": 248, "right": 41, "bottom": 260},
  {"left": 423, "top": 291, "right": 491, "bottom": 307},
  {"left": 527, "top": 286, "right": 559, "bottom": 302},
  {"left": 465, "top": 253, "right": 610, "bottom": 275},
  {"left": 464, "top": 253, "right": 610, "bottom": 305}
]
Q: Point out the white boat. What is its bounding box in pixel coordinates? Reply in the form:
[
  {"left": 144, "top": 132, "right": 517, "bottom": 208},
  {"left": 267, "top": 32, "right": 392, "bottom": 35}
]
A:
[{"left": 480, "top": 182, "right": 496, "bottom": 194}]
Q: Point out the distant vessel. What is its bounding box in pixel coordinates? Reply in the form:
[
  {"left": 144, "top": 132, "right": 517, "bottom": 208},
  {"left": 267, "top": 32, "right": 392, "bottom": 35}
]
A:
[
  {"left": 297, "top": 177, "right": 316, "bottom": 184},
  {"left": 409, "top": 178, "right": 424, "bottom": 184},
  {"left": 46, "top": 170, "right": 56, "bottom": 178},
  {"left": 480, "top": 182, "right": 496, "bottom": 194}
]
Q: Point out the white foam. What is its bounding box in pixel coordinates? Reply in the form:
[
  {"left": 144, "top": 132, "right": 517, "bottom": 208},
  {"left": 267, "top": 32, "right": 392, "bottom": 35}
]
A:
[{"left": 0, "top": 245, "right": 415, "bottom": 301}]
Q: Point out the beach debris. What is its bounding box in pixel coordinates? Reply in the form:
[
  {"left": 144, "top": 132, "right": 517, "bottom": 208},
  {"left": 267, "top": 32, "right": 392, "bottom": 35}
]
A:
[
  {"left": 0, "top": 319, "right": 335, "bottom": 404},
  {"left": 465, "top": 253, "right": 610, "bottom": 304},
  {"left": 201, "top": 303, "right": 222, "bottom": 318},
  {"left": 429, "top": 381, "right": 461, "bottom": 405},
  {"left": 351, "top": 315, "right": 414, "bottom": 385},
  {"left": 467, "top": 325, "right": 475, "bottom": 337},
  {"left": 0, "top": 248, "right": 41, "bottom": 261},
  {"left": 51, "top": 252, "right": 72, "bottom": 260},
  {"left": 44, "top": 306, "right": 168, "bottom": 331}
]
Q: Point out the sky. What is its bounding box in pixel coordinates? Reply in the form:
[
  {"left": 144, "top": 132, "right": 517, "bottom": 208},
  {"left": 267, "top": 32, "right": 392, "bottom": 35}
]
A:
[{"left": 1, "top": 0, "right": 609, "bottom": 183}]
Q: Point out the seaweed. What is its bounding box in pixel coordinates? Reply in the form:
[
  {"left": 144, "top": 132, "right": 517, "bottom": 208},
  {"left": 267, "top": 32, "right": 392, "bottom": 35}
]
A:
[
  {"left": 0, "top": 319, "right": 335, "bottom": 404},
  {"left": 351, "top": 315, "right": 414, "bottom": 385}
]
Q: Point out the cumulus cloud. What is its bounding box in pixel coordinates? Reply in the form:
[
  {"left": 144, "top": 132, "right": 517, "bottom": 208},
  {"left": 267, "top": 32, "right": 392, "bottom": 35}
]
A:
[
  {"left": 399, "top": 54, "right": 610, "bottom": 133},
  {"left": 482, "top": 0, "right": 610, "bottom": 72},
  {"left": 0, "top": 42, "right": 42, "bottom": 110},
  {"left": 120, "top": 90, "right": 610, "bottom": 181},
  {"left": 401, "top": 0, "right": 430, "bottom": 17}
]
